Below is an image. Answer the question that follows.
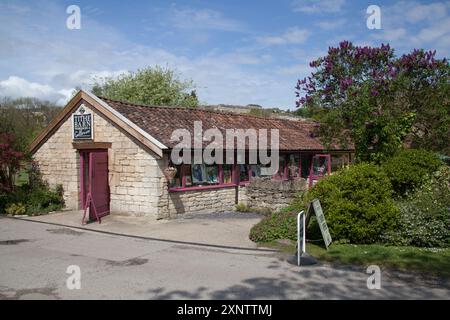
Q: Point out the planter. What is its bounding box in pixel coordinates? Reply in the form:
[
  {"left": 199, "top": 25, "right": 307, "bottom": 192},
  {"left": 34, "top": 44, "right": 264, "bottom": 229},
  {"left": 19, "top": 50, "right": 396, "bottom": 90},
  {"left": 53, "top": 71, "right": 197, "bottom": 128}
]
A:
[{"left": 163, "top": 167, "right": 178, "bottom": 181}]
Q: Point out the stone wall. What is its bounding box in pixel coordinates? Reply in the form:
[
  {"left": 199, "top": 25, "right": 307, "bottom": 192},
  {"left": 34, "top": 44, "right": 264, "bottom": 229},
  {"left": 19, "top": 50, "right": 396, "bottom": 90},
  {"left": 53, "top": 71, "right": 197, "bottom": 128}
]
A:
[
  {"left": 33, "top": 101, "right": 164, "bottom": 218},
  {"left": 32, "top": 123, "right": 80, "bottom": 209},
  {"left": 243, "top": 177, "right": 308, "bottom": 212},
  {"left": 157, "top": 182, "right": 237, "bottom": 219}
]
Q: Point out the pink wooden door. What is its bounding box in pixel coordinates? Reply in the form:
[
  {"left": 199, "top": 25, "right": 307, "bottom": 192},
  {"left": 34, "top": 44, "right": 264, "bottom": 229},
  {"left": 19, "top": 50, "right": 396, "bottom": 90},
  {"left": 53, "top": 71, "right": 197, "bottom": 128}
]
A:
[
  {"left": 309, "top": 154, "right": 331, "bottom": 188},
  {"left": 89, "top": 151, "right": 110, "bottom": 220}
]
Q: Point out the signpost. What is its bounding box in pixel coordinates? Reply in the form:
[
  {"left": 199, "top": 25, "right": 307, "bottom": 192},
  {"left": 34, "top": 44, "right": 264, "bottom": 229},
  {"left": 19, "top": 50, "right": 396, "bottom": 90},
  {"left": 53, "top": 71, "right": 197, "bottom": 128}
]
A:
[
  {"left": 308, "top": 199, "right": 332, "bottom": 249},
  {"left": 296, "top": 199, "right": 332, "bottom": 267}
]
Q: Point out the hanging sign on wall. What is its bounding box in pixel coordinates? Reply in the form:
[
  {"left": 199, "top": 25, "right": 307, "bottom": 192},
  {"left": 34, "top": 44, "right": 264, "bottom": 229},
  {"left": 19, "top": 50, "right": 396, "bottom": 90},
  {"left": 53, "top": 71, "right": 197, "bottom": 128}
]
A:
[{"left": 72, "top": 104, "right": 93, "bottom": 140}]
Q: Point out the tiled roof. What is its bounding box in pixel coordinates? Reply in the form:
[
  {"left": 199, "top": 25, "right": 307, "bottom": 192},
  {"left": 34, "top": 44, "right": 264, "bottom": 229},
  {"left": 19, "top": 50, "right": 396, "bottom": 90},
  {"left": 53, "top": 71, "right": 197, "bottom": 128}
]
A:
[{"left": 99, "top": 97, "right": 351, "bottom": 151}]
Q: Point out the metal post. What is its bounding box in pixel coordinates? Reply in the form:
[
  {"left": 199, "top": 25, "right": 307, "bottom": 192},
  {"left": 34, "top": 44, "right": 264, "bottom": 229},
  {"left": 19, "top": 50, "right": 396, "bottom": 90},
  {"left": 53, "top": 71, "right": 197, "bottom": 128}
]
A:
[
  {"left": 297, "top": 210, "right": 304, "bottom": 266},
  {"left": 303, "top": 211, "right": 306, "bottom": 254}
]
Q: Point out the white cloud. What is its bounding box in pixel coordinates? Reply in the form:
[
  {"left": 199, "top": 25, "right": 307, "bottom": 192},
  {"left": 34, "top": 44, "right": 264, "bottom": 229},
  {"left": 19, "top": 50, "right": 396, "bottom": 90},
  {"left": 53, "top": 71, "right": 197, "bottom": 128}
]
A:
[
  {"left": 291, "top": 0, "right": 346, "bottom": 13},
  {"left": 170, "top": 8, "right": 244, "bottom": 32},
  {"left": 257, "top": 27, "right": 310, "bottom": 46},
  {"left": 0, "top": 76, "right": 72, "bottom": 104},
  {"left": 0, "top": 1, "right": 301, "bottom": 108},
  {"left": 316, "top": 18, "right": 347, "bottom": 30},
  {"left": 370, "top": 1, "right": 450, "bottom": 56}
]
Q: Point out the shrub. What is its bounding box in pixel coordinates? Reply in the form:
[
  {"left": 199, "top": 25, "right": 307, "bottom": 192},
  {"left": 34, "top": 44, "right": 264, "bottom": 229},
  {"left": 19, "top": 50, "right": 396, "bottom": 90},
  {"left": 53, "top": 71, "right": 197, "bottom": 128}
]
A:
[
  {"left": 5, "top": 202, "right": 26, "bottom": 215},
  {"left": 304, "top": 163, "right": 399, "bottom": 244},
  {"left": 382, "top": 149, "right": 443, "bottom": 197},
  {"left": 24, "top": 184, "right": 64, "bottom": 215},
  {"left": 235, "top": 203, "right": 251, "bottom": 212},
  {"left": 249, "top": 210, "right": 297, "bottom": 242},
  {"left": 0, "top": 190, "right": 9, "bottom": 214},
  {"left": 383, "top": 166, "right": 450, "bottom": 247},
  {"left": 2, "top": 184, "right": 64, "bottom": 216}
]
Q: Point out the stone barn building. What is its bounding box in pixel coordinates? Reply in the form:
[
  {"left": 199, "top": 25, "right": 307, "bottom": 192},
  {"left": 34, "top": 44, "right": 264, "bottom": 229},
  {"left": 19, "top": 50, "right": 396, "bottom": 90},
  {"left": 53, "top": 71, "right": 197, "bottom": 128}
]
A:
[{"left": 29, "top": 90, "right": 353, "bottom": 221}]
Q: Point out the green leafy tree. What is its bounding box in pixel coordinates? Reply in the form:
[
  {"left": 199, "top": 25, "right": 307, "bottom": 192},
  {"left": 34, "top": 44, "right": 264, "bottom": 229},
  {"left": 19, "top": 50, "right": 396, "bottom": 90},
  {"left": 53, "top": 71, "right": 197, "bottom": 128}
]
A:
[
  {"left": 296, "top": 42, "right": 449, "bottom": 161},
  {"left": 0, "top": 97, "right": 61, "bottom": 153},
  {"left": 92, "top": 66, "right": 199, "bottom": 108}
]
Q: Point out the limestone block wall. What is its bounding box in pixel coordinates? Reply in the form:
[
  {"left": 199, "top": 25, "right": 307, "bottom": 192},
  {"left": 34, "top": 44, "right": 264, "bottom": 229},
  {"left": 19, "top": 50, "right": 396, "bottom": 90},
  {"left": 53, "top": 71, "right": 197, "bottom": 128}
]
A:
[
  {"left": 156, "top": 160, "right": 237, "bottom": 219},
  {"left": 32, "top": 122, "right": 80, "bottom": 209},
  {"left": 33, "top": 102, "right": 164, "bottom": 217},
  {"left": 243, "top": 177, "right": 308, "bottom": 212}
]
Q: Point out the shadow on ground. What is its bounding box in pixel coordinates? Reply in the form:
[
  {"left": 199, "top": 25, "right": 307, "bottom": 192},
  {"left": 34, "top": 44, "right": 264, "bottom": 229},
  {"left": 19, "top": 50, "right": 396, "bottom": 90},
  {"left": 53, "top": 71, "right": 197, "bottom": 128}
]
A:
[{"left": 142, "top": 258, "right": 449, "bottom": 300}]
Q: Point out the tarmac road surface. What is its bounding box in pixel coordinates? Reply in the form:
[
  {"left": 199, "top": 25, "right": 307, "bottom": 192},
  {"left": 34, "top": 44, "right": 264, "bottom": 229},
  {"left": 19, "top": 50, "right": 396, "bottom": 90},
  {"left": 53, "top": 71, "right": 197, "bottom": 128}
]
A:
[{"left": 0, "top": 217, "right": 449, "bottom": 300}]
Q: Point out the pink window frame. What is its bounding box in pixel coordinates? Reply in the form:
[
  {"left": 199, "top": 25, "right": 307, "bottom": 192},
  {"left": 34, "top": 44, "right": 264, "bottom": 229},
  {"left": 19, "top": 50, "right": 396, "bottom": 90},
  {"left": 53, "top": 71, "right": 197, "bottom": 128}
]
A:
[{"left": 169, "top": 163, "right": 237, "bottom": 192}]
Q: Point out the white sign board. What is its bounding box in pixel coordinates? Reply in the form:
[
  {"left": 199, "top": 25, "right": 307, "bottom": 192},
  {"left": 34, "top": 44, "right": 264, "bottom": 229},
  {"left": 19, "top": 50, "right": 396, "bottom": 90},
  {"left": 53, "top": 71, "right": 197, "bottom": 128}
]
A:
[
  {"left": 308, "top": 199, "right": 332, "bottom": 249},
  {"left": 72, "top": 104, "right": 93, "bottom": 140}
]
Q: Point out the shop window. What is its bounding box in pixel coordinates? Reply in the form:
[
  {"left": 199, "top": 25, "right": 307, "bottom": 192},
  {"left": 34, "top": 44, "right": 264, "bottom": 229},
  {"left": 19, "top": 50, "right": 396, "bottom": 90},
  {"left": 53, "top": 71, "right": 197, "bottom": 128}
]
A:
[
  {"left": 301, "top": 154, "right": 313, "bottom": 179},
  {"left": 205, "top": 164, "right": 219, "bottom": 184},
  {"left": 239, "top": 164, "right": 250, "bottom": 183},
  {"left": 312, "top": 156, "right": 328, "bottom": 176},
  {"left": 222, "top": 164, "right": 233, "bottom": 184},
  {"left": 274, "top": 155, "right": 287, "bottom": 180},
  {"left": 170, "top": 165, "right": 183, "bottom": 188},
  {"left": 331, "top": 154, "right": 349, "bottom": 172},
  {"left": 288, "top": 154, "right": 301, "bottom": 179},
  {"left": 249, "top": 164, "right": 261, "bottom": 179},
  {"left": 183, "top": 165, "right": 193, "bottom": 187}
]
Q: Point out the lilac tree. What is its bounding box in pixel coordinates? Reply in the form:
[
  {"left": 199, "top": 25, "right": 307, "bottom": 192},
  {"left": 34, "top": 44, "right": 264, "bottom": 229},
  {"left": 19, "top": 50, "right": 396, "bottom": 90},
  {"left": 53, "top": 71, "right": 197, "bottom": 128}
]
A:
[{"left": 296, "top": 41, "right": 449, "bottom": 162}]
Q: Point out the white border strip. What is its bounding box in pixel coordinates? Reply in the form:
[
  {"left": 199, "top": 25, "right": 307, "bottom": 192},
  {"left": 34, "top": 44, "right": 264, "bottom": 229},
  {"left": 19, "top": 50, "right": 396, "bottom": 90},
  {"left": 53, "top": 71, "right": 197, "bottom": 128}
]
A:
[{"left": 85, "top": 91, "right": 168, "bottom": 150}]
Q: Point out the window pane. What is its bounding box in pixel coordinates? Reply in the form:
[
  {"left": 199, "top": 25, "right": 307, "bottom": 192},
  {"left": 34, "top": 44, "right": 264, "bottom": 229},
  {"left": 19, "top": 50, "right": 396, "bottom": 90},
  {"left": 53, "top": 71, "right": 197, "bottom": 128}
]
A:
[
  {"left": 192, "top": 164, "right": 206, "bottom": 185},
  {"left": 222, "top": 164, "right": 233, "bottom": 184},
  {"left": 170, "top": 165, "right": 182, "bottom": 188},
  {"left": 288, "top": 154, "right": 300, "bottom": 179},
  {"left": 301, "top": 155, "right": 312, "bottom": 178},
  {"left": 205, "top": 165, "right": 219, "bottom": 184},
  {"left": 313, "top": 156, "right": 328, "bottom": 176},
  {"left": 275, "top": 156, "right": 286, "bottom": 179},
  {"left": 331, "top": 154, "right": 348, "bottom": 172},
  {"left": 250, "top": 164, "right": 261, "bottom": 178},
  {"left": 239, "top": 164, "right": 249, "bottom": 182},
  {"left": 184, "top": 165, "right": 193, "bottom": 187}
]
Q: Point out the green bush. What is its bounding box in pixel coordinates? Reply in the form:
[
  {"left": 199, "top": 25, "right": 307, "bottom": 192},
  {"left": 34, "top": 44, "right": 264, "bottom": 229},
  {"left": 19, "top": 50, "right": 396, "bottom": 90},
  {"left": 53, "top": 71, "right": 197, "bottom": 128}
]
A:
[
  {"left": 383, "top": 166, "right": 450, "bottom": 247},
  {"left": 24, "top": 184, "right": 64, "bottom": 215},
  {"left": 304, "top": 163, "right": 399, "bottom": 244},
  {"left": 249, "top": 210, "right": 297, "bottom": 242},
  {"left": 382, "top": 149, "right": 442, "bottom": 197},
  {"left": 0, "top": 190, "right": 9, "bottom": 214},
  {"left": 5, "top": 202, "right": 26, "bottom": 215},
  {"left": 2, "top": 184, "right": 64, "bottom": 216},
  {"left": 235, "top": 202, "right": 251, "bottom": 212}
]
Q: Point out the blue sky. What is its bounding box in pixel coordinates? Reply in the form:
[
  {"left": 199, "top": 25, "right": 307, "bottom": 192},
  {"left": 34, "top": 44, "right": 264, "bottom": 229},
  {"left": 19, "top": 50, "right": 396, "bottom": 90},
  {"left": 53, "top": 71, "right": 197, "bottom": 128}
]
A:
[{"left": 0, "top": 0, "right": 449, "bottom": 109}]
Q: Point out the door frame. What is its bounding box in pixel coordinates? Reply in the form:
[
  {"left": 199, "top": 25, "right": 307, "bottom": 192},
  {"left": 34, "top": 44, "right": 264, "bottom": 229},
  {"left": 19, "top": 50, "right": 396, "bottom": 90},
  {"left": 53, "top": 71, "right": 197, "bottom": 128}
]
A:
[{"left": 79, "top": 149, "right": 110, "bottom": 211}]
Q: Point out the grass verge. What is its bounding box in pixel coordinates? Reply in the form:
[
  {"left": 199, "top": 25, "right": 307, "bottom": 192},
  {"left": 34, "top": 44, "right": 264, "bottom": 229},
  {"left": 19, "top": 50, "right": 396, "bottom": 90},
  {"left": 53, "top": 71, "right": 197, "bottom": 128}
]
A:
[{"left": 258, "top": 240, "right": 450, "bottom": 277}]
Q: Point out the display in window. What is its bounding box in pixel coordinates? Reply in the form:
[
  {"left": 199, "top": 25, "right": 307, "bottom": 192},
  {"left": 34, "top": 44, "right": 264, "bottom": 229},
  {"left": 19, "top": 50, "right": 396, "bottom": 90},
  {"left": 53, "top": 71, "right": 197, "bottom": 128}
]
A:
[
  {"left": 206, "top": 165, "right": 219, "bottom": 184},
  {"left": 250, "top": 164, "right": 261, "bottom": 178},
  {"left": 192, "top": 164, "right": 206, "bottom": 185},
  {"left": 184, "top": 165, "right": 193, "bottom": 186},
  {"left": 239, "top": 164, "right": 249, "bottom": 182},
  {"left": 222, "top": 164, "right": 232, "bottom": 184},
  {"left": 171, "top": 165, "right": 182, "bottom": 188},
  {"left": 313, "top": 157, "right": 328, "bottom": 176},
  {"left": 288, "top": 154, "right": 300, "bottom": 179},
  {"left": 275, "top": 156, "right": 286, "bottom": 179}
]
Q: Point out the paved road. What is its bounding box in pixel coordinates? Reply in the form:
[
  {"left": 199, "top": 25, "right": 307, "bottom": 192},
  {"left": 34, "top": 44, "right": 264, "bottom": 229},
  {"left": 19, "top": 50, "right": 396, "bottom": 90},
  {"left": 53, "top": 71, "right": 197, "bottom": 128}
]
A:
[{"left": 0, "top": 217, "right": 449, "bottom": 299}]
